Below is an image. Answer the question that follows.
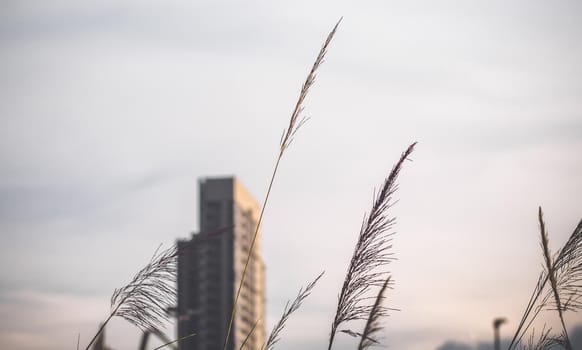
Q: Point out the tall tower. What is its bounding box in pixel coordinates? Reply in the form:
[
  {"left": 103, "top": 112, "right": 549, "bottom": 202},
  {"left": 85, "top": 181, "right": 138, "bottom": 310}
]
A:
[{"left": 177, "top": 177, "right": 266, "bottom": 350}]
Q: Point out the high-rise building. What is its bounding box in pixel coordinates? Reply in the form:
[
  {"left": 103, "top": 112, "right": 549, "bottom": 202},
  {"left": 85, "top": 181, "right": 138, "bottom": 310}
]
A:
[{"left": 177, "top": 177, "right": 266, "bottom": 350}]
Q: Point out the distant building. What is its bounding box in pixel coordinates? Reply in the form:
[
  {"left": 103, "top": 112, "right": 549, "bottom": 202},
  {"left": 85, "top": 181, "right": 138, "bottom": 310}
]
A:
[{"left": 177, "top": 177, "right": 266, "bottom": 350}]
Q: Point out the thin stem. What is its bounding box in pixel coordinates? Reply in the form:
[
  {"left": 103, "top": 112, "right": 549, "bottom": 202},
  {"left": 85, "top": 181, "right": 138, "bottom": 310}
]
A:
[
  {"left": 152, "top": 332, "right": 197, "bottom": 350},
  {"left": 508, "top": 273, "right": 548, "bottom": 349},
  {"left": 239, "top": 318, "right": 261, "bottom": 350},
  {"left": 84, "top": 312, "right": 115, "bottom": 350},
  {"left": 222, "top": 155, "right": 282, "bottom": 350}
]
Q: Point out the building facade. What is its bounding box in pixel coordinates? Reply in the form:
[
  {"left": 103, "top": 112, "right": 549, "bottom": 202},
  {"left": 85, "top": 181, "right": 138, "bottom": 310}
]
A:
[{"left": 177, "top": 177, "right": 265, "bottom": 350}]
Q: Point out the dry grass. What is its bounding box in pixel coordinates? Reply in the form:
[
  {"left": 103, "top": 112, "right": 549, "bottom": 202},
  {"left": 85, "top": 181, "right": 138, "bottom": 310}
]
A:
[
  {"left": 328, "top": 143, "right": 416, "bottom": 350},
  {"left": 358, "top": 276, "right": 392, "bottom": 350},
  {"left": 80, "top": 17, "right": 582, "bottom": 350},
  {"left": 222, "top": 17, "right": 342, "bottom": 350},
  {"left": 508, "top": 209, "right": 582, "bottom": 350},
  {"left": 262, "top": 272, "right": 324, "bottom": 350},
  {"left": 85, "top": 245, "right": 177, "bottom": 350}
]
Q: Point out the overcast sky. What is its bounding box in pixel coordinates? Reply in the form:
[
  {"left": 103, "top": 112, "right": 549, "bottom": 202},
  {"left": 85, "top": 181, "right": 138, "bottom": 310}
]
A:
[{"left": 1, "top": 1, "right": 581, "bottom": 349}]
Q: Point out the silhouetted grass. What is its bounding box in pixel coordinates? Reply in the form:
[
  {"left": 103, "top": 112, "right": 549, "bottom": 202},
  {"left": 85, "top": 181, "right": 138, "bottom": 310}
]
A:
[
  {"left": 222, "top": 17, "right": 342, "bottom": 350},
  {"left": 328, "top": 143, "right": 415, "bottom": 350},
  {"left": 508, "top": 209, "right": 582, "bottom": 350},
  {"left": 85, "top": 245, "right": 177, "bottom": 350},
  {"left": 80, "top": 17, "right": 582, "bottom": 350},
  {"left": 263, "top": 272, "right": 324, "bottom": 350},
  {"left": 358, "top": 276, "right": 392, "bottom": 350}
]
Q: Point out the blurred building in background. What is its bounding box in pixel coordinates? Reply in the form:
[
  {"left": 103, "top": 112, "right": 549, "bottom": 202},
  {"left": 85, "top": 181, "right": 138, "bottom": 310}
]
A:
[{"left": 177, "top": 177, "right": 265, "bottom": 350}]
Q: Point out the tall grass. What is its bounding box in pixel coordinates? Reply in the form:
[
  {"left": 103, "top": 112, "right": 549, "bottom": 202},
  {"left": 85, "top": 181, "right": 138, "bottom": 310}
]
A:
[
  {"left": 222, "top": 17, "right": 342, "bottom": 350},
  {"left": 508, "top": 208, "right": 582, "bottom": 350},
  {"left": 328, "top": 143, "right": 416, "bottom": 350},
  {"left": 81, "top": 17, "right": 582, "bottom": 350},
  {"left": 358, "top": 276, "right": 392, "bottom": 350},
  {"left": 83, "top": 18, "right": 343, "bottom": 350},
  {"left": 262, "top": 272, "right": 325, "bottom": 350},
  {"left": 84, "top": 245, "right": 177, "bottom": 350}
]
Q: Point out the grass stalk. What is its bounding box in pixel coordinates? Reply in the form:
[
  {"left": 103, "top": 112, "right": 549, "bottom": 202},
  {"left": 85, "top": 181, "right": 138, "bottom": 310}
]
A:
[
  {"left": 221, "top": 18, "right": 341, "bottom": 350},
  {"left": 152, "top": 332, "right": 197, "bottom": 350},
  {"left": 358, "top": 276, "right": 392, "bottom": 350},
  {"left": 84, "top": 245, "right": 177, "bottom": 350},
  {"left": 538, "top": 207, "right": 571, "bottom": 350},
  {"left": 328, "top": 142, "right": 416, "bottom": 350},
  {"left": 85, "top": 316, "right": 114, "bottom": 350},
  {"left": 508, "top": 211, "right": 582, "bottom": 350},
  {"left": 239, "top": 318, "right": 261, "bottom": 350},
  {"left": 262, "top": 272, "right": 324, "bottom": 350}
]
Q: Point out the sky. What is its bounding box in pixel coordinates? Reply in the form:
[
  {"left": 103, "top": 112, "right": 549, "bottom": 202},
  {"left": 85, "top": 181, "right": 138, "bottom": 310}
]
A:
[{"left": 0, "top": 0, "right": 581, "bottom": 349}]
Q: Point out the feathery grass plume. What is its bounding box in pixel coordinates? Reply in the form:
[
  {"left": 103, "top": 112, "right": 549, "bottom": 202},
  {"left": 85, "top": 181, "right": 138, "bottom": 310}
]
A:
[
  {"left": 519, "top": 326, "right": 564, "bottom": 350},
  {"left": 508, "top": 213, "right": 582, "bottom": 350},
  {"left": 222, "top": 18, "right": 341, "bottom": 350},
  {"left": 279, "top": 18, "right": 342, "bottom": 154},
  {"left": 546, "top": 218, "right": 582, "bottom": 313},
  {"left": 84, "top": 245, "right": 177, "bottom": 350},
  {"left": 358, "top": 276, "right": 392, "bottom": 350},
  {"left": 262, "top": 272, "right": 324, "bottom": 350},
  {"left": 327, "top": 142, "right": 416, "bottom": 350},
  {"left": 538, "top": 207, "right": 572, "bottom": 350},
  {"left": 547, "top": 331, "right": 569, "bottom": 350}
]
